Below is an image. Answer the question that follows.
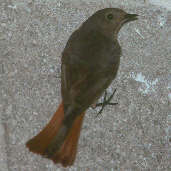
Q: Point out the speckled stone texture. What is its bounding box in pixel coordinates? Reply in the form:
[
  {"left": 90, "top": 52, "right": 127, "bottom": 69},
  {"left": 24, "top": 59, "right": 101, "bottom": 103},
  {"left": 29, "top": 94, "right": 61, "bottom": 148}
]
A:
[{"left": 0, "top": 0, "right": 171, "bottom": 170}]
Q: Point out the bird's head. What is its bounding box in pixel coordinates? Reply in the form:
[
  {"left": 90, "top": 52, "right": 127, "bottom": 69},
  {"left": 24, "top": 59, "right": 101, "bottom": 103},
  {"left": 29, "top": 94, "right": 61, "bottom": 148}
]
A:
[{"left": 83, "top": 8, "right": 138, "bottom": 39}]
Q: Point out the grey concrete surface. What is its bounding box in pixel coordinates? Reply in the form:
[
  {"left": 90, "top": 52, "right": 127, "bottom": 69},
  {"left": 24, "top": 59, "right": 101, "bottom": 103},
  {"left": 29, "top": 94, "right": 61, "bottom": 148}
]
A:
[{"left": 0, "top": 0, "right": 171, "bottom": 170}]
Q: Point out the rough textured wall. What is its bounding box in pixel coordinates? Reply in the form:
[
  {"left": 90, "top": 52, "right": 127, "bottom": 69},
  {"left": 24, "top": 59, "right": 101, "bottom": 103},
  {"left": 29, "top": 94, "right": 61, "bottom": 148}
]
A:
[{"left": 0, "top": 0, "right": 171, "bottom": 170}]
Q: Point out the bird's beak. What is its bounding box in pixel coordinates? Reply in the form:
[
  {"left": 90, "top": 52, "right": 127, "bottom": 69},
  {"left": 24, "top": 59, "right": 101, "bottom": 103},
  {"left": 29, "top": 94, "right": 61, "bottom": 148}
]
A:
[{"left": 123, "top": 13, "right": 138, "bottom": 24}]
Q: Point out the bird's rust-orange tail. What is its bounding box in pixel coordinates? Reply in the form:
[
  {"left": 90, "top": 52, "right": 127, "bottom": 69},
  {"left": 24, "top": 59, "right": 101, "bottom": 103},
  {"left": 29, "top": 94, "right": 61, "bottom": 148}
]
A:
[{"left": 26, "top": 102, "right": 85, "bottom": 167}]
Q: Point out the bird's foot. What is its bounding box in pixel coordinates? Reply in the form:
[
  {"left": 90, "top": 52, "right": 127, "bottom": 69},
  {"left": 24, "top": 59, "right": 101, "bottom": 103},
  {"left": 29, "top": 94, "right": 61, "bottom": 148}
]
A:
[{"left": 93, "top": 89, "right": 118, "bottom": 116}]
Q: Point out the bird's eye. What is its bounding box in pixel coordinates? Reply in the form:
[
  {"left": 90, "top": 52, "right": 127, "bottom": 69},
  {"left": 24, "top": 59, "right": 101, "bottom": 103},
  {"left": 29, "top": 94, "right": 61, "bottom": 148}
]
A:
[{"left": 107, "top": 13, "right": 114, "bottom": 20}]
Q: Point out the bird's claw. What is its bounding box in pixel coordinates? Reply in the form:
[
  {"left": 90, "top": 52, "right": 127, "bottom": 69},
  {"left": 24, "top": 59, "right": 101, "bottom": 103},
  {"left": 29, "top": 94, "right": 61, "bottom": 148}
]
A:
[{"left": 95, "top": 89, "right": 118, "bottom": 116}]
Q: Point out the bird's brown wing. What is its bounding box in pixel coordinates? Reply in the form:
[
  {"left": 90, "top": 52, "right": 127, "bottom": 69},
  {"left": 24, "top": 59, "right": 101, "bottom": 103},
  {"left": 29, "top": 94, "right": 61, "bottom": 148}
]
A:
[
  {"left": 61, "top": 59, "right": 117, "bottom": 121},
  {"left": 61, "top": 29, "right": 121, "bottom": 123}
]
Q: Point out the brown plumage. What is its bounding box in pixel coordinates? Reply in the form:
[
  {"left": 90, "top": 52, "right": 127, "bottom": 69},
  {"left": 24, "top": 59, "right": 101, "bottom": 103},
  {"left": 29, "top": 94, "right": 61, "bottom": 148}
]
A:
[{"left": 26, "top": 8, "right": 138, "bottom": 167}]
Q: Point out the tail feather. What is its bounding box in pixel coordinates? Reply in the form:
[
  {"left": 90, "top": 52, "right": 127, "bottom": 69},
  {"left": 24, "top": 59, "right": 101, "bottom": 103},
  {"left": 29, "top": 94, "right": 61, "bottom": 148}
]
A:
[
  {"left": 52, "top": 112, "right": 85, "bottom": 166},
  {"left": 26, "top": 102, "right": 85, "bottom": 167},
  {"left": 26, "top": 103, "right": 64, "bottom": 154}
]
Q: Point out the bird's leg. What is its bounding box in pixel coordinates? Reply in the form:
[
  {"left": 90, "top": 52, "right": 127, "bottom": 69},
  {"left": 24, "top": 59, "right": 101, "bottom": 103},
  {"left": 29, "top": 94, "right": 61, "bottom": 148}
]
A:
[
  {"left": 96, "top": 89, "right": 118, "bottom": 107},
  {"left": 92, "top": 89, "right": 118, "bottom": 116}
]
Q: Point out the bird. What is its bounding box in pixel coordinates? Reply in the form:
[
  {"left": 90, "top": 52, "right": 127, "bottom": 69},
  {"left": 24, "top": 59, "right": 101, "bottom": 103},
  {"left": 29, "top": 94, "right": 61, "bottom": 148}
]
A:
[{"left": 26, "top": 8, "right": 138, "bottom": 167}]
